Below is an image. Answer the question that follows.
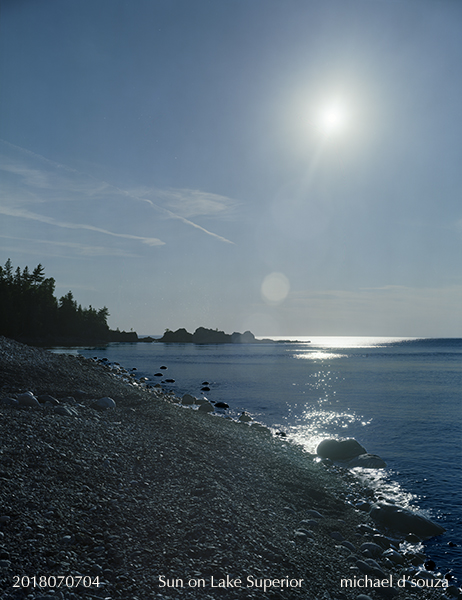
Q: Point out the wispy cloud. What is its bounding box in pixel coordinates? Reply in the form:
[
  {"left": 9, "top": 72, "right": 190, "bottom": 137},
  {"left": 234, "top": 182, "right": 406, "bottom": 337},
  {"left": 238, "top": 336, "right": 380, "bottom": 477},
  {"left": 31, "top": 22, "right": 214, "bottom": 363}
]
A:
[
  {"left": 151, "top": 188, "right": 238, "bottom": 219},
  {"left": 0, "top": 235, "right": 141, "bottom": 258},
  {"left": 0, "top": 139, "right": 236, "bottom": 245},
  {"left": 121, "top": 188, "right": 236, "bottom": 244},
  {"left": 0, "top": 205, "right": 165, "bottom": 246}
]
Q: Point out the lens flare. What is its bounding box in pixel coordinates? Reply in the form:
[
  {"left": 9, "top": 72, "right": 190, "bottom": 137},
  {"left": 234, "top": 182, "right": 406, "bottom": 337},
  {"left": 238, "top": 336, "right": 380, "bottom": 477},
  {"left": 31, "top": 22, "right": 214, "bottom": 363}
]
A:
[{"left": 261, "top": 272, "right": 290, "bottom": 305}]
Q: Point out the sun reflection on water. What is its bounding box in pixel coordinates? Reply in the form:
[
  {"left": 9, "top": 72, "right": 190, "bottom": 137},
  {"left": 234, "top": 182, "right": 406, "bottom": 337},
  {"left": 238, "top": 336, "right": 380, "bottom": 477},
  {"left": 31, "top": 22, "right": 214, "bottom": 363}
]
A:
[{"left": 293, "top": 351, "right": 347, "bottom": 360}]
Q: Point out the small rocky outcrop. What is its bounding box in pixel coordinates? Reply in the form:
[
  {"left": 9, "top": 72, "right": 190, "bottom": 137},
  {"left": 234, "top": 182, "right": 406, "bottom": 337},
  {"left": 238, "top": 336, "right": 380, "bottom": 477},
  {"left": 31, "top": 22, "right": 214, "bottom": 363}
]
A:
[{"left": 158, "top": 327, "right": 261, "bottom": 344}]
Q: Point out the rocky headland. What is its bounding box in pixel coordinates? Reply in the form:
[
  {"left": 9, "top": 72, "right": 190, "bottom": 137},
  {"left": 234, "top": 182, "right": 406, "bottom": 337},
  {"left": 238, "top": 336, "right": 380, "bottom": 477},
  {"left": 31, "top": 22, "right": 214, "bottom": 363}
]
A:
[
  {"left": 157, "top": 327, "right": 271, "bottom": 344},
  {"left": 0, "top": 337, "right": 456, "bottom": 600}
]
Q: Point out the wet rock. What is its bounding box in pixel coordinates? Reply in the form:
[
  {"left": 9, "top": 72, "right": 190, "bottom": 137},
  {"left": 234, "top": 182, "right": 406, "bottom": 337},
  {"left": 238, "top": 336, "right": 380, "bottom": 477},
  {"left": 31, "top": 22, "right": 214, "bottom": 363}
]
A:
[
  {"left": 306, "top": 510, "right": 324, "bottom": 519},
  {"left": 299, "top": 519, "right": 319, "bottom": 529},
  {"left": 294, "top": 530, "right": 312, "bottom": 541},
  {"left": 214, "top": 402, "right": 229, "bottom": 409},
  {"left": 195, "top": 397, "right": 210, "bottom": 406},
  {"left": 198, "top": 402, "right": 214, "bottom": 412},
  {"left": 94, "top": 397, "right": 116, "bottom": 410},
  {"left": 370, "top": 503, "right": 446, "bottom": 539},
  {"left": 371, "top": 534, "right": 393, "bottom": 549},
  {"left": 181, "top": 394, "right": 196, "bottom": 405},
  {"left": 238, "top": 412, "right": 252, "bottom": 422},
  {"left": 283, "top": 506, "right": 296, "bottom": 514},
  {"left": 382, "top": 548, "right": 405, "bottom": 565},
  {"left": 330, "top": 531, "right": 344, "bottom": 541},
  {"left": 346, "top": 453, "right": 387, "bottom": 469},
  {"left": 356, "top": 558, "right": 386, "bottom": 577},
  {"left": 18, "top": 391, "right": 40, "bottom": 407},
  {"left": 317, "top": 438, "right": 367, "bottom": 460},
  {"left": 360, "top": 542, "right": 384, "bottom": 558},
  {"left": 341, "top": 540, "right": 356, "bottom": 552}
]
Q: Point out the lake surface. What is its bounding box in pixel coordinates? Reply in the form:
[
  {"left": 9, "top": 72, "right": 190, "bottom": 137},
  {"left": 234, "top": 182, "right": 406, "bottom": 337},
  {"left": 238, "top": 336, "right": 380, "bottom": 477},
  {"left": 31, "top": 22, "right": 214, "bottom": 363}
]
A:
[{"left": 53, "top": 336, "right": 462, "bottom": 581}]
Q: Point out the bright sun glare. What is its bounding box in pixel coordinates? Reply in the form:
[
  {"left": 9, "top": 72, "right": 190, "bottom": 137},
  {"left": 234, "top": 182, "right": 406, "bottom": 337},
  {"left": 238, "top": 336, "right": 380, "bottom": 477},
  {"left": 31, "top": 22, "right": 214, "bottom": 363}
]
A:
[{"left": 318, "top": 103, "right": 348, "bottom": 135}]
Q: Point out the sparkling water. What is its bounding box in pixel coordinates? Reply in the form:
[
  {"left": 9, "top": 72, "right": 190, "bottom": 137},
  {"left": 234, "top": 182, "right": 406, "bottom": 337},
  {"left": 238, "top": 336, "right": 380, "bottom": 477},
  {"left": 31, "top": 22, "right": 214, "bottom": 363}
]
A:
[{"left": 54, "top": 336, "right": 462, "bottom": 581}]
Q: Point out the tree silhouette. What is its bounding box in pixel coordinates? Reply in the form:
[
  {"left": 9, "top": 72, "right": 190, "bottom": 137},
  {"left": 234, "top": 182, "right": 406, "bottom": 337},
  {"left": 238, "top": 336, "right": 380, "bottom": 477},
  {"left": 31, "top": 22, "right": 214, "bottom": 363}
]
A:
[{"left": 0, "top": 259, "right": 111, "bottom": 343}]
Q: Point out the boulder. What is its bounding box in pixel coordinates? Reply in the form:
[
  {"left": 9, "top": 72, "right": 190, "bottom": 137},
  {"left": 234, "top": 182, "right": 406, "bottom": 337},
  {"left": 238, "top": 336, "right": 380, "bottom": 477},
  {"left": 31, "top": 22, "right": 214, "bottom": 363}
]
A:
[
  {"left": 17, "top": 392, "right": 40, "bottom": 407},
  {"left": 317, "top": 438, "right": 367, "bottom": 460},
  {"left": 94, "top": 397, "right": 116, "bottom": 410},
  {"left": 369, "top": 503, "right": 446, "bottom": 540},
  {"left": 214, "top": 402, "right": 229, "bottom": 409},
  {"left": 181, "top": 394, "right": 196, "bottom": 405},
  {"left": 198, "top": 401, "right": 214, "bottom": 413},
  {"left": 37, "top": 394, "right": 60, "bottom": 406},
  {"left": 238, "top": 412, "right": 252, "bottom": 422},
  {"left": 345, "top": 453, "right": 387, "bottom": 469},
  {"left": 360, "top": 542, "right": 384, "bottom": 558}
]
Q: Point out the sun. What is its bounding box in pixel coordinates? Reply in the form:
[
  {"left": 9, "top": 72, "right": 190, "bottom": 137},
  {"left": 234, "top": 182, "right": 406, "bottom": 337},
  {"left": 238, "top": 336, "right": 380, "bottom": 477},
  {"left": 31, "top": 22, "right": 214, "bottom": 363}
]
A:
[{"left": 318, "top": 103, "right": 348, "bottom": 135}]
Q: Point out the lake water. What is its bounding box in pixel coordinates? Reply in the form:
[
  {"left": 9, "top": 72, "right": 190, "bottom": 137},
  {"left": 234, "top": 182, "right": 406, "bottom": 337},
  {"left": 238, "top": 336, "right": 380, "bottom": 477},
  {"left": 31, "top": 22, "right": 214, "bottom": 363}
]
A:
[{"left": 53, "top": 336, "right": 462, "bottom": 582}]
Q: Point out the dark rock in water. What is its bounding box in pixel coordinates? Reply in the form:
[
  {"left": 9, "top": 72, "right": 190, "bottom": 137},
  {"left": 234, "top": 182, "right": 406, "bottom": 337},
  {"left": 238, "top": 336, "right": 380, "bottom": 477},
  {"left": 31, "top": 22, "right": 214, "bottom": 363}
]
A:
[
  {"left": 317, "top": 438, "right": 367, "bottom": 460},
  {"left": 165, "top": 379, "right": 175, "bottom": 383},
  {"left": 214, "top": 402, "right": 229, "bottom": 409},
  {"left": 202, "top": 381, "right": 209, "bottom": 385},
  {"left": 345, "top": 453, "right": 387, "bottom": 469},
  {"left": 201, "top": 386, "right": 210, "bottom": 391},
  {"left": 154, "top": 373, "right": 163, "bottom": 377},
  {"left": 369, "top": 503, "right": 446, "bottom": 540},
  {"left": 160, "top": 366, "right": 167, "bottom": 369}
]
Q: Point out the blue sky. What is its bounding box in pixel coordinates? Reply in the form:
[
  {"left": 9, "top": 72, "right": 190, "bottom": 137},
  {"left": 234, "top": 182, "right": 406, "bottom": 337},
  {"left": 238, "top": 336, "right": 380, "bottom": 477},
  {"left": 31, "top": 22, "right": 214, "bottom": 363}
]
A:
[{"left": 1, "top": 0, "right": 461, "bottom": 336}]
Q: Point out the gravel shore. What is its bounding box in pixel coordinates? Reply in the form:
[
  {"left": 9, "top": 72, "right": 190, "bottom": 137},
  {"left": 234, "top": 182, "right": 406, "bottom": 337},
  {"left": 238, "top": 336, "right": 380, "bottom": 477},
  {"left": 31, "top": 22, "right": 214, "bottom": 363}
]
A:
[{"left": 0, "top": 337, "right": 452, "bottom": 600}]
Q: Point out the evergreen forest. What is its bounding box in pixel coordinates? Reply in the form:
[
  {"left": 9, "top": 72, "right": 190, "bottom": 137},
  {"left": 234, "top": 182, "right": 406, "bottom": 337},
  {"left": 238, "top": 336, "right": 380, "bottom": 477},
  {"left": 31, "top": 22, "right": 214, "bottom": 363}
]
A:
[{"left": 0, "top": 259, "right": 134, "bottom": 344}]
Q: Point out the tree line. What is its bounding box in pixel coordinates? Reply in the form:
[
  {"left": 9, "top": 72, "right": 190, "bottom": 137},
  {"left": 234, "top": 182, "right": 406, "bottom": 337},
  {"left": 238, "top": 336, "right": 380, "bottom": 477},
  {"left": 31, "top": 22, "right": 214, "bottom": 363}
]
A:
[{"left": 0, "top": 258, "right": 112, "bottom": 343}]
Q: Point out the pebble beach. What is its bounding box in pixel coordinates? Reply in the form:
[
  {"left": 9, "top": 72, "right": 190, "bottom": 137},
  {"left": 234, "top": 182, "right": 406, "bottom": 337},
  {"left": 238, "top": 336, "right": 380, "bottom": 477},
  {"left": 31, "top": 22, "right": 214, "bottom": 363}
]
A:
[{"left": 0, "top": 337, "right": 456, "bottom": 600}]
